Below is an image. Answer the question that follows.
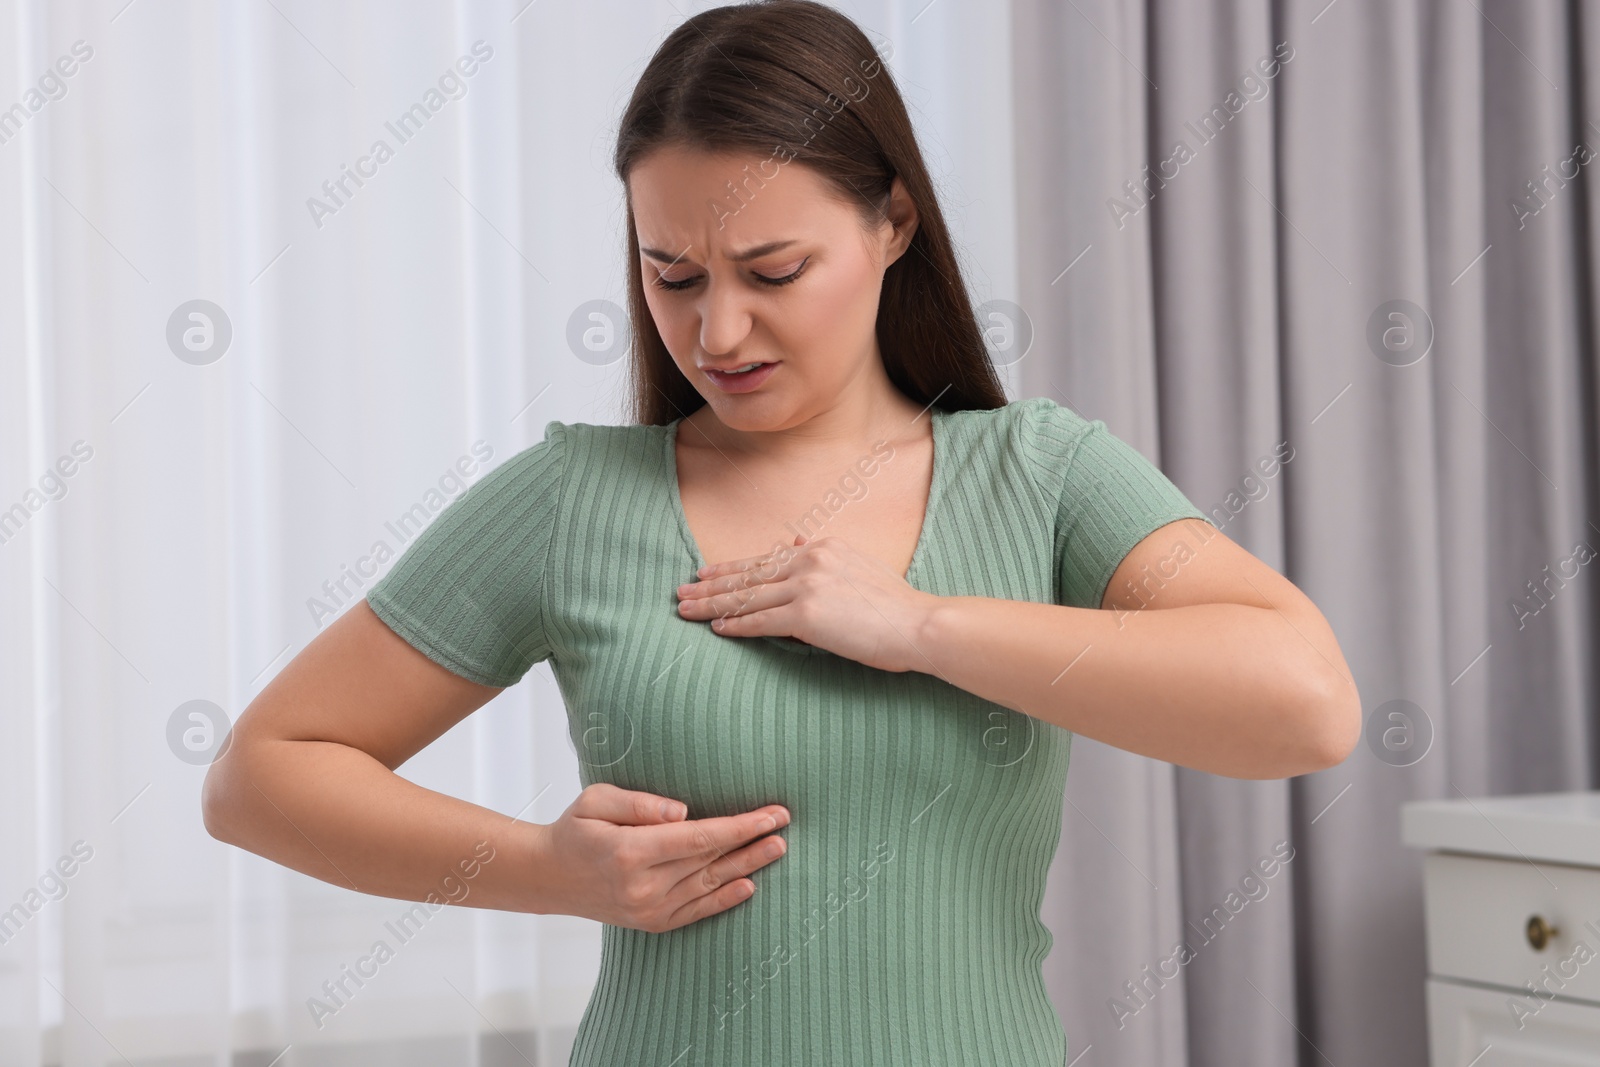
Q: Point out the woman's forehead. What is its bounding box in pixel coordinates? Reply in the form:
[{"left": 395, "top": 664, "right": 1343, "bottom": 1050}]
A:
[{"left": 631, "top": 153, "right": 842, "bottom": 261}]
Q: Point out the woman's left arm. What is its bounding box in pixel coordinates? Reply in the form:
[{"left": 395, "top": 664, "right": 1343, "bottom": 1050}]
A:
[{"left": 909, "top": 518, "right": 1361, "bottom": 780}]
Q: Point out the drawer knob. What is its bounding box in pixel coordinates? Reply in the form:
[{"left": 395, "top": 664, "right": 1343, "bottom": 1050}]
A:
[{"left": 1527, "top": 914, "right": 1560, "bottom": 951}]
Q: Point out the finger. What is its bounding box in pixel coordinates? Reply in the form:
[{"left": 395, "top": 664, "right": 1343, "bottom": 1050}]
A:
[
  {"left": 679, "top": 563, "right": 779, "bottom": 601},
  {"left": 637, "top": 805, "right": 791, "bottom": 867},
  {"left": 694, "top": 553, "right": 767, "bottom": 580},
  {"left": 690, "top": 580, "right": 793, "bottom": 621},
  {"left": 660, "top": 871, "right": 759, "bottom": 930},
  {"left": 659, "top": 826, "right": 787, "bottom": 900},
  {"left": 702, "top": 602, "right": 795, "bottom": 638},
  {"left": 577, "top": 782, "right": 689, "bottom": 826},
  {"left": 697, "top": 541, "right": 804, "bottom": 582}
]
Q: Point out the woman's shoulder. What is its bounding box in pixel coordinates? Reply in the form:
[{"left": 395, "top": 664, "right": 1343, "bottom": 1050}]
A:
[
  {"left": 943, "top": 394, "right": 1083, "bottom": 425},
  {"left": 520, "top": 418, "right": 662, "bottom": 457},
  {"left": 517, "top": 417, "right": 666, "bottom": 493},
  {"left": 942, "top": 397, "right": 1143, "bottom": 515},
  {"left": 450, "top": 420, "right": 659, "bottom": 513},
  {"left": 534, "top": 417, "right": 665, "bottom": 439},
  {"left": 942, "top": 395, "right": 1094, "bottom": 453}
]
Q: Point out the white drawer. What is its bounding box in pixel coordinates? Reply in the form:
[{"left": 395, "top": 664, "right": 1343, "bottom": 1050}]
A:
[
  {"left": 1428, "top": 977, "right": 1600, "bottom": 1066},
  {"left": 1423, "top": 852, "right": 1600, "bottom": 1002}
]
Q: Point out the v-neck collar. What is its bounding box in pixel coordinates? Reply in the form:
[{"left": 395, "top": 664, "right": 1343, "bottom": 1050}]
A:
[{"left": 663, "top": 405, "right": 947, "bottom": 654}]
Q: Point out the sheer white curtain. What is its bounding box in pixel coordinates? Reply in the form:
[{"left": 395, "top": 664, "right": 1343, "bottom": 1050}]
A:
[{"left": 0, "top": 1, "right": 1017, "bottom": 1062}]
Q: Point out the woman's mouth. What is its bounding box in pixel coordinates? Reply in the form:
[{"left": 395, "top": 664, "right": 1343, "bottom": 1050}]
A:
[{"left": 703, "top": 361, "right": 779, "bottom": 393}]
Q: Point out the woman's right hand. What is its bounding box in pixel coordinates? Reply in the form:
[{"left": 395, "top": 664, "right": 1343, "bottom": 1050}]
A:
[{"left": 531, "top": 782, "right": 790, "bottom": 932}]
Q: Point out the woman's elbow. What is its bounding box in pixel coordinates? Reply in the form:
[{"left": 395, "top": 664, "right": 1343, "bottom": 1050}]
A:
[
  {"left": 1298, "top": 666, "right": 1362, "bottom": 773},
  {"left": 199, "top": 737, "right": 251, "bottom": 845}
]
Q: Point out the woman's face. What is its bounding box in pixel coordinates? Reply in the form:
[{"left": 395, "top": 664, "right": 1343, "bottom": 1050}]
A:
[{"left": 628, "top": 143, "right": 915, "bottom": 430}]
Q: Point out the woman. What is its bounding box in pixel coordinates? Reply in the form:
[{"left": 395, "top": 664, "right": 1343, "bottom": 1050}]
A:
[{"left": 202, "top": 2, "right": 1359, "bottom": 1063}]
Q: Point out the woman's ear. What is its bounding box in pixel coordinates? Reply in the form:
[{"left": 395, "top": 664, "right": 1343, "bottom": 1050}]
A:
[{"left": 883, "top": 176, "right": 919, "bottom": 267}]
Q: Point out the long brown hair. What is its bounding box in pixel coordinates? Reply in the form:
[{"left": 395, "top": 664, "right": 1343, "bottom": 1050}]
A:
[{"left": 613, "top": 0, "right": 1007, "bottom": 426}]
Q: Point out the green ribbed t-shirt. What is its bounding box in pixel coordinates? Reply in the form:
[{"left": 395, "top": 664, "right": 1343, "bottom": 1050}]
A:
[{"left": 365, "top": 395, "right": 1211, "bottom": 1066}]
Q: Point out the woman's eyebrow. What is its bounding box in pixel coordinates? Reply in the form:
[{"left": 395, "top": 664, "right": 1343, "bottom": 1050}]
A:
[{"left": 640, "top": 239, "right": 798, "bottom": 264}]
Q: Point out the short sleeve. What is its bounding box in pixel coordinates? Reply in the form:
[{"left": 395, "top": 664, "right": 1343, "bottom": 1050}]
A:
[
  {"left": 365, "top": 422, "right": 568, "bottom": 687},
  {"left": 1018, "top": 397, "right": 1212, "bottom": 610}
]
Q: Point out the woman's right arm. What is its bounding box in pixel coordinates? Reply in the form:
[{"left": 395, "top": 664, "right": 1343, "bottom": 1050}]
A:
[{"left": 201, "top": 599, "right": 790, "bottom": 928}]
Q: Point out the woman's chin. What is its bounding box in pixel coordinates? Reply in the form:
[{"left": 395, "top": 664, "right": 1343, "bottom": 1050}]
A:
[{"left": 701, "top": 394, "right": 794, "bottom": 431}]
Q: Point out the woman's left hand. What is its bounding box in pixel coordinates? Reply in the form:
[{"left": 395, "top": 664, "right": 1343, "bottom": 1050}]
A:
[{"left": 675, "top": 534, "right": 941, "bottom": 673}]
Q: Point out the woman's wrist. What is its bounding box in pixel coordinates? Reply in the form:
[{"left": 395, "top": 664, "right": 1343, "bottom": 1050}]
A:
[
  {"left": 903, "top": 591, "right": 953, "bottom": 675},
  {"left": 518, "top": 820, "right": 560, "bottom": 916}
]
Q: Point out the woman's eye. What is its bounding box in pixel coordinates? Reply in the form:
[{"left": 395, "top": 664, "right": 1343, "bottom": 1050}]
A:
[
  {"left": 753, "top": 258, "right": 809, "bottom": 287},
  {"left": 651, "top": 257, "right": 809, "bottom": 292}
]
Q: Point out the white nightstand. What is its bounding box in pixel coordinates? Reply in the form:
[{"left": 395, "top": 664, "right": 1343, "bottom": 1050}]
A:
[{"left": 1402, "top": 791, "right": 1600, "bottom": 1065}]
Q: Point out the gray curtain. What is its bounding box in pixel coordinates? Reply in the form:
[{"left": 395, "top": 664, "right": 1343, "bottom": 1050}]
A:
[{"left": 1010, "top": 1, "right": 1599, "bottom": 1064}]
